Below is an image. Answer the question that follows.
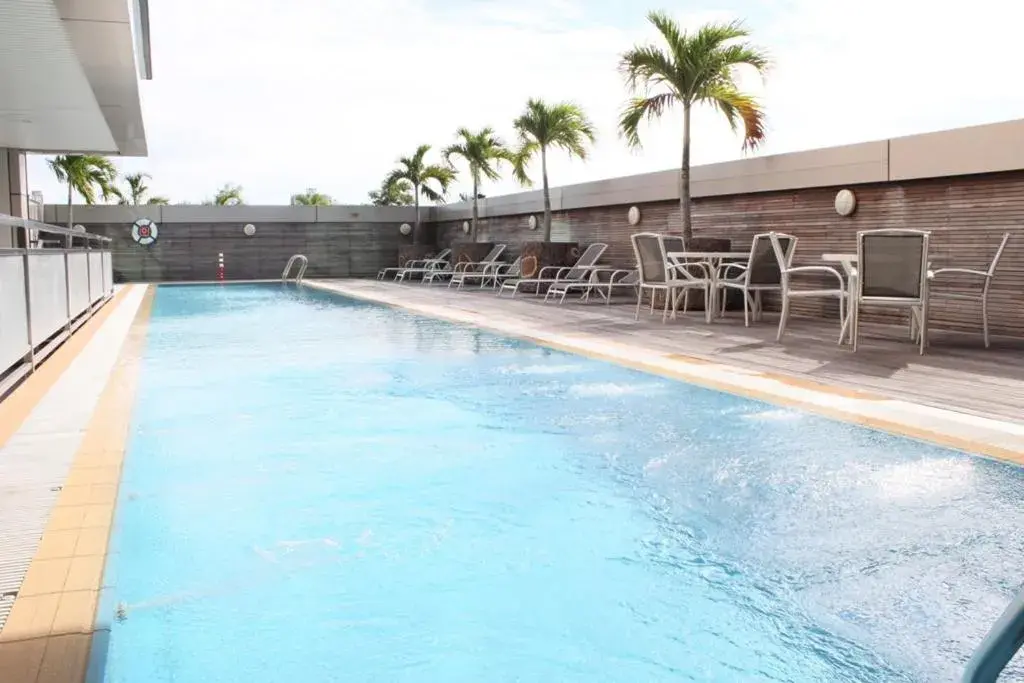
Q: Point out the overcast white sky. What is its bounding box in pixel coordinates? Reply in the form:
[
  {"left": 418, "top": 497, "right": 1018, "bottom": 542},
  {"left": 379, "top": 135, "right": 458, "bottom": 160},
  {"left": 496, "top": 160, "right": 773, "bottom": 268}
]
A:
[{"left": 26, "top": 0, "right": 1024, "bottom": 205}]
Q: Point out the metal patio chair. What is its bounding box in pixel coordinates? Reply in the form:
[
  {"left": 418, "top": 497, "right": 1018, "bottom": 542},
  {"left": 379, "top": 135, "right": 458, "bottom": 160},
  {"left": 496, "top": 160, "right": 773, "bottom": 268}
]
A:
[
  {"left": 850, "top": 229, "right": 931, "bottom": 354},
  {"left": 631, "top": 232, "right": 713, "bottom": 323},
  {"left": 928, "top": 232, "right": 1011, "bottom": 348},
  {"left": 443, "top": 244, "right": 508, "bottom": 288},
  {"left": 378, "top": 248, "right": 451, "bottom": 281},
  {"left": 769, "top": 232, "right": 849, "bottom": 343},
  {"left": 716, "top": 232, "right": 790, "bottom": 327}
]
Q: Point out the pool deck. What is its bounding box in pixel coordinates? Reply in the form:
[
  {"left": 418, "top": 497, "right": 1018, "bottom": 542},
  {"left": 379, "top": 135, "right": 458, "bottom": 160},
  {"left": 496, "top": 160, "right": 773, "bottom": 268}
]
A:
[
  {"left": 0, "top": 285, "right": 152, "bottom": 683},
  {"left": 0, "top": 278, "right": 1022, "bottom": 682},
  {"left": 307, "top": 279, "right": 1024, "bottom": 462}
]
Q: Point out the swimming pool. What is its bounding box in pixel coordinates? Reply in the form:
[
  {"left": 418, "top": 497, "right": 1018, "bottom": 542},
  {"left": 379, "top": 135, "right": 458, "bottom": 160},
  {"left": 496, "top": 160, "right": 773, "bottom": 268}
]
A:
[{"left": 96, "top": 283, "right": 1024, "bottom": 682}]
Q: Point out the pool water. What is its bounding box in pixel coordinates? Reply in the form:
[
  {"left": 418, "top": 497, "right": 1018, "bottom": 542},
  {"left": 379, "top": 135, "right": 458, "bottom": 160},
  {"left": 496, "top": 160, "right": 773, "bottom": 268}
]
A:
[{"left": 97, "top": 284, "right": 1024, "bottom": 682}]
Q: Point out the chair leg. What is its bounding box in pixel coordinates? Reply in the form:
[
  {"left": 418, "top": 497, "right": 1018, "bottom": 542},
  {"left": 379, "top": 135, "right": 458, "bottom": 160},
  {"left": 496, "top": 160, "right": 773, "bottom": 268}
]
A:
[
  {"left": 776, "top": 295, "right": 790, "bottom": 342},
  {"left": 662, "top": 290, "right": 670, "bottom": 323},
  {"left": 743, "top": 290, "right": 751, "bottom": 327},
  {"left": 982, "top": 296, "right": 990, "bottom": 348},
  {"left": 838, "top": 295, "right": 847, "bottom": 345},
  {"left": 754, "top": 291, "right": 763, "bottom": 322},
  {"left": 851, "top": 300, "right": 860, "bottom": 353},
  {"left": 634, "top": 287, "right": 643, "bottom": 321},
  {"left": 704, "top": 286, "right": 712, "bottom": 324},
  {"left": 918, "top": 299, "right": 929, "bottom": 355}
]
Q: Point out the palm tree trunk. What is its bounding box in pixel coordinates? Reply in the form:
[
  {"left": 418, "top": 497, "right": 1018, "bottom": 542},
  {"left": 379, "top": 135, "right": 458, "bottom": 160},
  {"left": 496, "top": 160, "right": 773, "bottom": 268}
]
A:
[
  {"left": 470, "top": 174, "right": 480, "bottom": 242},
  {"left": 67, "top": 183, "right": 73, "bottom": 230},
  {"left": 413, "top": 184, "right": 421, "bottom": 245},
  {"left": 680, "top": 102, "right": 692, "bottom": 242},
  {"left": 541, "top": 145, "right": 552, "bottom": 242}
]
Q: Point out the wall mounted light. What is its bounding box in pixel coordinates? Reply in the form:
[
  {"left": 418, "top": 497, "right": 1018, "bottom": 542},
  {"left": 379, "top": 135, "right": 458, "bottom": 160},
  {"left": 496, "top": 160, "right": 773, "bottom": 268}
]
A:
[
  {"left": 399, "top": 223, "right": 412, "bottom": 236},
  {"left": 528, "top": 215, "right": 538, "bottom": 230},
  {"left": 462, "top": 221, "right": 470, "bottom": 234},
  {"left": 627, "top": 206, "right": 641, "bottom": 226},
  {"left": 243, "top": 223, "right": 256, "bottom": 236},
  {"left": 834, "top": 189, "right": 857, "bottom": 217}
]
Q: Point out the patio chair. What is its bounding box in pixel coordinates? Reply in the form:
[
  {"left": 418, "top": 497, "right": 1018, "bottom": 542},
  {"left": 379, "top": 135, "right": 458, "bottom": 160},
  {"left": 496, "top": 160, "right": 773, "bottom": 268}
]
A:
[
  {"left": 928, "top": 232, "right": 1010, "bottom": 348},
  {"left": 394, "top": 249, "right": 454, "bottom": 282},
  {"left": 377, "top": 248, "right": 451, "bottom": 281},
  {"left": 631, "top": 233, "right": 713, "bottom": 323},
  {"left": 485, "top": 257, "right": 522, "bottom": 289},
  {"left": 768, "top": 232, "right": 849, "bottom": 343},
  {"left": 544, "top": 268, "right": 640, "bottom": 305},
  {"left": 716, "top": 233, "right": 791, "bottom": 327},
  {"left": 497, "top": 243, "right": 608, "bottom": 298},
  {"left": 850, "top": 229, "right": 931, "bottom": 354},
  {"left": 442, "top": 244, "right": 508, "bottom": 288}
]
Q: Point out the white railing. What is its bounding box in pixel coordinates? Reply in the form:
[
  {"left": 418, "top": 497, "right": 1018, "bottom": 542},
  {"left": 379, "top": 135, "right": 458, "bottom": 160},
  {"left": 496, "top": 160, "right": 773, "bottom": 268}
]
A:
[{"left": 0, "top": 214, "right": 114, "bottom": 398}]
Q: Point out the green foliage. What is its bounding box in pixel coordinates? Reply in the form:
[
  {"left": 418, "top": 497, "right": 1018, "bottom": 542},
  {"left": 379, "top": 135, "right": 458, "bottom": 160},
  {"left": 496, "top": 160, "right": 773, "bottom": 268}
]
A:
[
  {"left": 291, "top": 188, "right": 334, "bottom": 206},
  {"left": 619, "top": 12, "right": 769, "bottom": 238},
  {"left": 210, "top": 184, "right": 244, "bottom": 206},
  {"left": 369, "top": 177, "right": 415, "bottom": 206},
  {"left": 48, "top": 155, "right": 119, "bottom": 204},
  {"left": 442, "top": 128, "right": 513, "bottom": 240},
  {"left": 382, "top": 145, "right": 455, "bottom": 243},
  {"left": 511, "top": 99, "right": 595, "bottom": 240}
]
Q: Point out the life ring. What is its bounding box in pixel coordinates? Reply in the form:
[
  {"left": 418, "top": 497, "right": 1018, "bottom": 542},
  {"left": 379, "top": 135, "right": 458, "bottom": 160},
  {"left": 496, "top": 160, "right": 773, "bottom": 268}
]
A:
[{"left": 131, "top": 218, "right": 158, "bottom": 245}]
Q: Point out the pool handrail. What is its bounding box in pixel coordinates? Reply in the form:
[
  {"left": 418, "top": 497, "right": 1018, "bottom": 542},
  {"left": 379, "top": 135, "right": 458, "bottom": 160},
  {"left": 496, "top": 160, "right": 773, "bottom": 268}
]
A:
[
  {"left": 282, "top": 254, "right": 308, "bottom": 283},
  {"left": 961, "top": 585, "right": 1024, "bottom": 682}
]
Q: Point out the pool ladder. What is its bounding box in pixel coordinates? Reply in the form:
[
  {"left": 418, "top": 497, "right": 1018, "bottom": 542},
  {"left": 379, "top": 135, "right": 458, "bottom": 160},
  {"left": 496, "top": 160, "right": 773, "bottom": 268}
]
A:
[
  {"left": 282, "top": 254, "right": 308, "bottom": 284},
  {"left": 961, "top": 585, "right": 1024, "bottom": 681}
]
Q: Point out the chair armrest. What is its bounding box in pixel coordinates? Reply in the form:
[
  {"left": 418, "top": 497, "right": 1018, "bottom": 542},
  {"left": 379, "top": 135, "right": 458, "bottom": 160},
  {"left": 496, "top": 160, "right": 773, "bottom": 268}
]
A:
[
  {"left": 609, "top": 269, "right": 636, "bottom": 283},
  {"left": 537, "top": 265, "right": 563, "bottom": 279},
  {"left": 785, "top": 265, "right": 845, "bottom": 288},
  {"left": 668, "top": 261, "right": 712, "bottom": 278},
  {"left": 717, "top": 262, "right": 749, "bottom": 277},
  {"left": 928, "top": 267, "right": 990, "bottom": 279}
]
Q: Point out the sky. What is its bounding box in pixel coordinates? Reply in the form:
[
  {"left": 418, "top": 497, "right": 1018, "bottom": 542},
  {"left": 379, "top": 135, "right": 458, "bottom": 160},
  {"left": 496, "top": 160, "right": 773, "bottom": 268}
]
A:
[{"left": 26, "top": 0, "right": 1024, "bottom": 206}]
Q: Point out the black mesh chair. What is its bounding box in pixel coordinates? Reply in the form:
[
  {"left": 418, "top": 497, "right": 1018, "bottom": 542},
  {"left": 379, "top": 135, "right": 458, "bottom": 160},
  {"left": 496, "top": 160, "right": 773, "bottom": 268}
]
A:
[
  {"left": 717, "top": 233, "right": 793, "bottom": 327},
  {"left": 630, "top": 233, "right": 712, "bottom": 323}
]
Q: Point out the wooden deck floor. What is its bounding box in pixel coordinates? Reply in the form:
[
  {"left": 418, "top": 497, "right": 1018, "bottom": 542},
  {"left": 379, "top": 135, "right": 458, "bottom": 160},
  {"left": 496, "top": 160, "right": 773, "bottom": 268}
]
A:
[{"left": 328, "top": 280, "right": 1024, "bottom": 424}]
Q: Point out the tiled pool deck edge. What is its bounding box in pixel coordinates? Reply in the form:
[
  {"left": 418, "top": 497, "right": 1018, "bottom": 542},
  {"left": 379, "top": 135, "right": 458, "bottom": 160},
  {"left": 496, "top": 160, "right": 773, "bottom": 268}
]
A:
[
  {"left": 0, "top": 285, "right": 154, "bottom": 683},
  {"left": 307, "top": 280, "right": 1024, "bottom": 465}
]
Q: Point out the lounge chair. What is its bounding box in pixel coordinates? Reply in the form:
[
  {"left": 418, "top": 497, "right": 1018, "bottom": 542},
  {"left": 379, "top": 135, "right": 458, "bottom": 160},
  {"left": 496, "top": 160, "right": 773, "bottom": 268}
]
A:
[
  {"left": 484, "top": 257, "right": 522, "bottom": 289},
  {"left": 377, "top": 248, "right": 451, "bottom": 281},
  {"left": 448, "top": 249, "right": 515, "bottom": 289},
  {"left": 394, "top": 249, "right": 454, "bottom": 282},
  {"left": 497, "top": 243, "right": 608, "bottom": 298},
  {"left": 544, "top": 268, "right": 638, "bottom": 304},
  {"left": 424, "top": 244, "right": 507, "bottom": 286}
]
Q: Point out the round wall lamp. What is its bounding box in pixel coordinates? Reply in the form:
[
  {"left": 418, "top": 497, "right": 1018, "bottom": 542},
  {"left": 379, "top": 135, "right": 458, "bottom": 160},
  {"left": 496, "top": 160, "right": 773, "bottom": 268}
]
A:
[
  {"left": 72, "top": 224, "right": 86, "bottom": 233},
  {"left": 399, "top": 223, "right": 412, "bottom": 236},
  {"left": 834, "top": 189, "right": 857, "bottom": 217},
  {"left": 627, "top": 206, "right": 641, "bottom": 226},
  {"left": 243, "top": 223, "right": 256, "bottom": 236},
  {"left": 527, "top": 215, "right": 538, "bottom": 230},
  {"left": 462, "top": 221, "right": 470, "bottom": 234}
]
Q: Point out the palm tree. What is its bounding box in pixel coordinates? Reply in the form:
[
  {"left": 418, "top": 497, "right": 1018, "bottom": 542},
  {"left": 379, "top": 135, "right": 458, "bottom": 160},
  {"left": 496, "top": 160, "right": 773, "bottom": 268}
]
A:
[
  {"left": 147, "top": 196, "right": 170, "bottom": 205},
  {"left": 619, "top": 12, "right": 769, "bottom": 241},
  {"left": 511, "top": 99, "right": 596, "bottom": 242},
  {"left": 291, "top": 188, "right": 334, "bottom": 206},
  {"left": 383, "top": 145, "right": 455, "bottom": 244},
  {"left": 210, "top": 184, "right": 243, "bottom": 206},
  {"left": 368, "top": 177, "right": 414, "bottom": 206},
  {"left": 442, "top": 127, "right": 514, "bottom": 241},
  {"left": 119, "top": 172, "right": 159, "bottom": 205},
  {"left": 47, "top": 155, "right": 119, "bottom": 229}
]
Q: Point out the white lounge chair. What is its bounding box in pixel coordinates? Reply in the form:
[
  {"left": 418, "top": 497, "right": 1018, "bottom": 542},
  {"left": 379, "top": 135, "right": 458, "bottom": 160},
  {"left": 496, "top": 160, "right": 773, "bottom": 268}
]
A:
[
  {"left": 377, "top": 248, "right": 451, "bottom": 281},
  {"left": 448, "top": 248, "right": 513, "bottom": 289},
  {"left": 426, "top": 244, "right": 507, "bottom": 286},
  {"left": 544, "top": 268, "right": 638, "bottom": 304},
  {"left": 497, "top": 243, "right": 608, "bottom": 298}
]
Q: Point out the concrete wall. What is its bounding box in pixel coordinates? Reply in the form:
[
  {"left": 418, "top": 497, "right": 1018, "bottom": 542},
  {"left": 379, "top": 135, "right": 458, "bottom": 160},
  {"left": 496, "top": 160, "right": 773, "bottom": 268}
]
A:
[
  {"left": 44, "top": 204, "right": 420, "bottom": 281},
  {"left": 0, "top": 149, "right": 29, "bottom": 247}
]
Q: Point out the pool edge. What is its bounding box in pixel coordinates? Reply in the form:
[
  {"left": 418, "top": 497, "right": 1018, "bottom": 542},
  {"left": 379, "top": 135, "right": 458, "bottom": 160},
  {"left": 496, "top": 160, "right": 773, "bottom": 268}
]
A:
[
  {"left": 304, "top": 280, "right": 1024, "bottom": 466},
  {"left": 0, "top": 285, "right": 155, "bottom": 683}
]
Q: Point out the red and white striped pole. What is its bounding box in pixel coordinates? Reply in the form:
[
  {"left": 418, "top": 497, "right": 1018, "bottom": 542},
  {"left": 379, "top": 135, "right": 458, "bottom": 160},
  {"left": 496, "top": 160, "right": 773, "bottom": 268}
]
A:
[{"left": 217, "top": 252, "right": 225, "bottom": 281}]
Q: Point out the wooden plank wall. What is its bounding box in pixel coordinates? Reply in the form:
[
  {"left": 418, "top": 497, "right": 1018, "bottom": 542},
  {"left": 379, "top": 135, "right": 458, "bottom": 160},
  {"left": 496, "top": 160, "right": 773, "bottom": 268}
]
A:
[
  {"left": 83, "top": 221, "right": 407, "bottom": 281},
  {"left": 436, "top": 171, "right": 1024, "bottom": 337}
]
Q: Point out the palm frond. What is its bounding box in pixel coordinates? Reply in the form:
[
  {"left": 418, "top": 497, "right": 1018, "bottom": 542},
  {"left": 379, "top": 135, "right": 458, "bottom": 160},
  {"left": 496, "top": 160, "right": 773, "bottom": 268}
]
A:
[
  {"left": 706, "top": 83, "right": 766, "bottom": 151},
  {"left": 618, "top": 93, "right": 677, "bottom": 149},
  {"left": 618, "top": 44, "right": 680, "bottom": 95}
]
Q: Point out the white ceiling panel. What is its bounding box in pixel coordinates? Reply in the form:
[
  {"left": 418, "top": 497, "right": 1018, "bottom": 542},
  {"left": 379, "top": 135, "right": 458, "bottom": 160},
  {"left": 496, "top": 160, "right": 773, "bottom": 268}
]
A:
[{"left": 0, "top": 0, "right": 118, "bottom": 152}]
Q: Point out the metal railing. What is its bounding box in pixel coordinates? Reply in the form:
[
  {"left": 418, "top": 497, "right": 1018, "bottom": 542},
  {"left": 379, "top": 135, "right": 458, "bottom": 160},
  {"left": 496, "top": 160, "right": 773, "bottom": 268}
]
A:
[
  {"left": 281, "top": 254, "right": 308, "bottom": 284},
  {"left": 962, "top": 586, "right": 1024, "bottom": 682},
  {"left": 0, "top": 214, "right": 114, "bottom": 398}
]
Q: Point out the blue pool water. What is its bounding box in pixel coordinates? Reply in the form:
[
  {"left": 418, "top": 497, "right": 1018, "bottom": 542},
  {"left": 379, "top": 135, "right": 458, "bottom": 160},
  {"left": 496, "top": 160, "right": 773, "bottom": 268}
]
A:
[{"left": 97, "top": 284, "right": 1024, "bottom": 682}]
